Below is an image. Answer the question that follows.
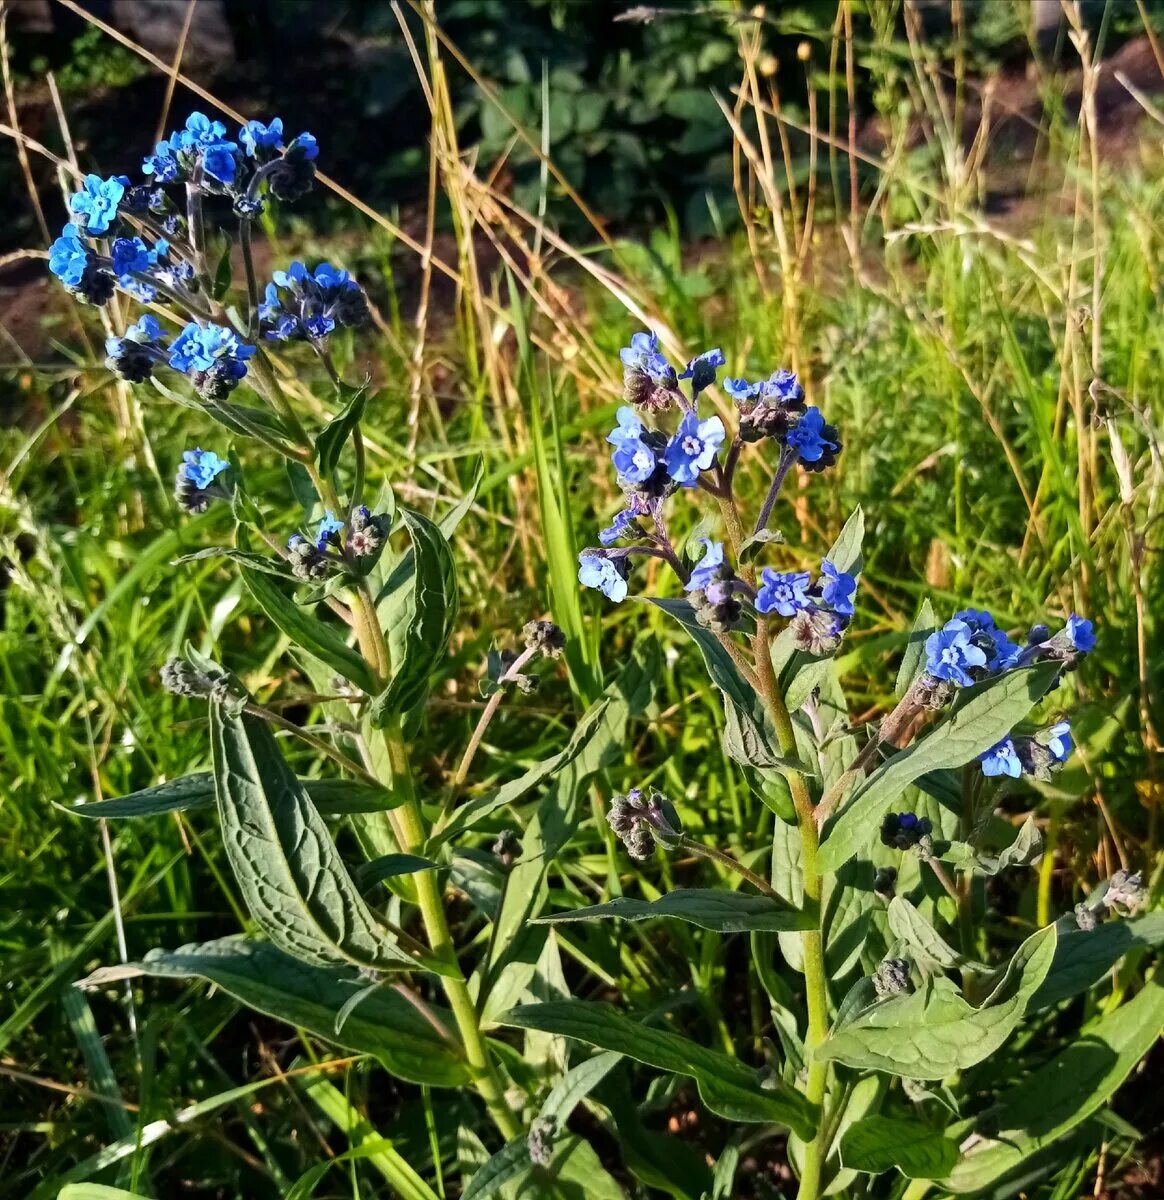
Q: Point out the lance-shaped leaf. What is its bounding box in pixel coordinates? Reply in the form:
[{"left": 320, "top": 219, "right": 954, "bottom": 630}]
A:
[
  {"left": 816, "top": 924, "right": 1056, "bottom": 1078},
  {"left": 895, "top": 598, "right": 936, "bottom": 697},
  {"left": 314, "top": 381, "right": 368, "bottom": 478},
  {"left": 370, "top": 507, "right": 458, "bottom": 723},
  {"left": 210, "top": 703, "right": 434, "bottom": 973},
  {"left": 818, "top": 664, "right": 1060, "bottom": 872},
  {"left": 839, "top": 1115, "right": 959, "bottom": 1179},
  {"left": 887, "top": 897, "right": 988, "bottom": 973},
  {"left": 941, "top": 978, "right": 1164, "bottom": 1193},
  {"left": 76, "top": 936, "right": 468, "bottom": 1087},
  {"left": 65, "top": 774, "right": 400, "bottom": 819},
  {"left": 502, "top": 1000, "right": 817, "bottom": 1138},
  {"left": 241, "top": 566, "right": 376, "bottom": 694},
  {"left": 534, "top": 890, "right": 813, "bottom": 933}
]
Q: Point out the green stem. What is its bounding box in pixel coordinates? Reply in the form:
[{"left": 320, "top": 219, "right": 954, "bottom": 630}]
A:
[{"left": 679, "top": 835, "right": 784, "bottom": 902}]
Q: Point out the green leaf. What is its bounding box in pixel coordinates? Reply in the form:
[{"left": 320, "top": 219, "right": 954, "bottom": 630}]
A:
[
  {"left": 840, "top": 1115, "right": 959, "bottom": 1179},
  {"left": 371, "top": 507, "right": 458, "bottom": 723},
  {"left": 212, "top": 231, "right": 233, "bottom": 300},
  {"left": 975, "top": 813, "right": 1043, "bottom": 875},
  {"left": 461, "top": 1138, "right": 529, "bottom": 1200},
  {"left": 315, "top": 381, "right": 368, "bottom": 479},
  {"left": 826, "top": 505, "right": 864, "bottom": 575},
  {"left": 76, "top": 936, "right": 468, "bottom": 1087},
  {"left": 356, "top": 853, "right": 437, "bottom": 891},
  {"left": 502, "top": 1000, "right": 817, "bottom": 1138},
  {"left": 174, "top": 545, "right": 289, "bottom": 576},
  {"left": 65, "top": 774, "right": 400, "bottom": 819},
  {"left": 887, "top": 897, "right": 987, "bottom": 972},
  {"left": 534, "top": 889, "right": 812, "bottom": 933},
  {"left": 241, "top": 566, "right": 377, "bottom": 694},
  {"left": 818, "top": 664, "right": 1060, "bottom": 872},
  {"left": 816, "top": 924, "right": 1057, "bottom": 1078},
  {"left": 434, "top": 698, "right": 611, "bottom": 846},
  {"left": 211, "top": 704, "right": 430, "bottom": 973},
  {"left": 59, "top": 1189, "right": 151, "bottom": 1200},
  {"left": 895, "top": 598, "right": 936, "bottom": 697},
  {"left": 287, "top": 459, "right": 319, "bottom": 516},
  {"left": 941, "top": 979, "right": 1164, "bottom": 1193},
  {"left": 1032, "top": 911, "right": 1164, "bottom": 1009}
]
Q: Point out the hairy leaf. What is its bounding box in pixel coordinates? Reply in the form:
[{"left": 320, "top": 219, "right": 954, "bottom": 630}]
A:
[
  {"left": 887, "top": 897, "right": 987, "bottom": 972},
  {"left": 840, "top": 1115, "right": 959, "bottom": 1179},
  {"left": 534, "top": 890, "right": 812, "bottom": 933},
  {"left": 816, "top": 925, "right": 1056, "bottom": 1078},
  {"left": 818, "top": 664, "right": 1060, "bottom": 872},
  {"left": 1032, "top": 911, "right": 1164, "bottom": 1009},
  {"left": 315, "top": 381, "right": 368, "bottom": 478},
  {"left": 502, "top": 1000, "right": 817, "bottom": 1138},
  {"left": 895, "top": 598, "right": 936, "bottom": 697},
  {"left": 211, "top": 704, "right": 429, "bottom": 973},
  {"left": 241, "top": 566, "right": 376, "bottom": 694},
  {"left": 76, "top": 936, "right": 467, "bottom": 1087},
  {"left": 942, "top": 979, "right": 1164, "bottom": 1192}
]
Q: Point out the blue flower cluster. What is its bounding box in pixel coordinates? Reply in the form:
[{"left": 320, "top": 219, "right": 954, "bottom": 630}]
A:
[
  {"left": 259, "top": 261, "right": 368, "bottom": 342},
  {"left": 924, "top": 609, "right": 1095, "bottom": 690},
  {"left": 174, "top": 446, "right": 229, "bottom": 512},
  {"left": 979, "top": 722, "right": 1072, "bottom": 780}
]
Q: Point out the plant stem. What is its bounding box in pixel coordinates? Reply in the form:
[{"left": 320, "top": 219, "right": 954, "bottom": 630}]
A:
[
  {"left": 754, "top": 448, "right": 795, "bottom": 536},
  {"left": 241, "top": 702, "right": 381, "bottom": 787},
  {"left": 239, "top": 217, "right": 259, "bottom": 336},
  {"left": 926, "top": 856, "right": 962, "bottom": 906},
  {"left": 453, "top": 644, "right": 537, "bottom": 789},
  {"left": 750, "top": 616, "right": 829, "bottom": 1200},
  {"left": 679, "top": 835, "right": 784, "bottom": 902}
]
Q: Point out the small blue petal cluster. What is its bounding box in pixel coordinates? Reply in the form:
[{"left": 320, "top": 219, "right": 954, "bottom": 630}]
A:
[
  {"left": 174, "top": 446, "right": 229, "bottom": 512},
  {"left": 260, "top": 261, "right": 369, "bottom": 342},
  {"left": 169, "top": 321, "right": 257, "bottom": 399},
  {"left": 105, "top": 313, "right": 165, "bottom": 382},
  {"left": 755, "top": 557, "right": 857, "bottom": 654},
  {"left": 981, "top": 721, "right": 1073, "bottom": 781},
  {"left": 924, "top": 610, "right": 1094, "bottom": 691},
  {"left": 725, "top": 366, "right": 839, "bottom": 464}
]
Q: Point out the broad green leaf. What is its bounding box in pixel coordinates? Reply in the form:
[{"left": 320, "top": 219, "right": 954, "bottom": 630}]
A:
[
  {"left": 818, "top": 664, "right": 1060, "bottom": 872},
  {"left": 534, "top": 889, "right": 812, "bottom": 933},
  {"left": 59, "top": 1188, "right": 151, "bottom": 1199},
  {"left": 502, "top": 1000, "right": 817, "bottom": 1138},
  {"left": 461, "top": 1138, "right": 528, "bottom": 1200},
  {"left": 887, "top": 897, "right": 987, "bottom": 972},
  {"left": 826, "top": 505, "right": 864, "bottom": 575},
  {"left": 65, "top": 774, "right": 399, "bottom": 819},
  {"left": 942, "top": 979, "right": 1164, "bottom": 1192},
  {"left": 840, "top": 1115, "right": 959, "bottom": 1179},
  {"left": 789, "top": 1074, "right": 884, "bottom": 1194},
  {"left": 315, "top": 381, "right": 368, "bottom": 478},
  {"left": 76, "top": 936, "right": 468, "bottom": 1087},
  {"left": 211, "top": 704, "right": 430, "bottom": 973},
  {"left": 372, "top": 507, "right": 458, "bottom": 722},
  {"left": 816, "top": 924, "right": 1056, "bottom": 1078},
  {"left": 435, "top": 698, "right": 611, "bottom": 846},
  {"left": 896, "top": 598, "right": 936, "bottom": 697},
  {"left": 1032, "top": 911, "right": 1164, "bottom": 1009},
  {"left": 241, "top": 566, "right": 377, "bottom": 694}
]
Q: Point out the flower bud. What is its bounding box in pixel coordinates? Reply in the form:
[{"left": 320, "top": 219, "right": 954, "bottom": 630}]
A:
[
  {"left": 287, "top": 534, "right": 329, "bottom": 581},
  {"left": 527, "top": 1116, "right": 556, "bottom": 1167},
  {"left": 872, "top": 957, "right": 911, "bottom": 998},
  {"left": 1104, "top": 869, "right": 1145, "bottom": 914},
  {"left": 523, "top": 619, "right": 566, "bottom": 658},
  {"left": 873, "top": 866, "right": 897, "bottom": 900}
]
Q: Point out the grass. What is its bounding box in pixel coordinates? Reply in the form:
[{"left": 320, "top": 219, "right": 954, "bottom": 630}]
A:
[{"left": 1, "top": 1, "right": 1162, "bottom": 1196}]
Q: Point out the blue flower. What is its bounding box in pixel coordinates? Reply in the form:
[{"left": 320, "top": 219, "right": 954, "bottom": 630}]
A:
[
  {"left": 69, "top": 174, "right": 127, "bottom": 235},
  {"left": 599, "top": 508, "right": 637, "bottom": 546},
  {"left": 240, "top": 117, "right": 284, "bottom": 156},
  {"left": 180, "top": 112, "right": 229, "bottom": 147},
  {"left": 124, "top": 314, "right": 162, "bottom": 344},
  {"left": 953, "top": 608, "right": 1020, "bottom": 672},
  {"left": 724, "top": 377, "right": 756, "bottom": 402},
  {"left": 1065, "top": 614, "right": 1096, "bottom": 653},
  {"left": 288, "top": 132, "right": 319, "bottom": 161},
  {"left": 111, "top": 236, "right": 151, "bottom": 276},
  {"left": 48, "top": 224, "right": 89, "bottom": 287},
  {"left": 980, "top": 737, "right": 1022, "bottom": 778},
  {"left": 756, "top": 569, "right": 811, "bottom": 617},
  {"left": 679, "top": 347, "right": 725, "bottom": 393},
  {"left": 315, "top": 510, "right": 344, "bottom": 551},
  {"left": 607, "top": 406, "right": 657, "bottom": 484},
  {"left": 819, "top": 558, "right": 856, "bottom": 617},
  {"left": 786, "top": 406, "right": 839, "bottom": 465},
  {"left": 762, "top": 368, "right": 803, "bottom": 404},
  {"left": 1043, "top": 721, "right": 1072, "bottom": 764},
  {"left": 924, "top": 618, "right": 988, "bottom": 687},
  {"left": 578, "top": 552, "right": 628, "bottom": 602},
  {"left": 620, "top": 330, "right": 659, "bottom": 369},
  {"left": 169, "top": 322, "right": 257, "bottom": 377},
  {"left": 143, "top": 140, "right": 180, "bottom": 181},
  {"left": 202, "top": 142, "right": 239, "bottom": 185},
  {"left": 686, "top": 540, "right": 725, "bottom": 593},
  {"left": 663, "top": 410, "right": 725, "bottom": 486},
  {"left": 180, "top": 448, "right": 229, "bottom": 490}
]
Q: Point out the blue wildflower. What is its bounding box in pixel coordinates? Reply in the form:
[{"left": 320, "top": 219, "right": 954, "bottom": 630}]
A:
[
  {"left": 240, "top": 117, "right": 284, "bottom": 157},
  {"left": 1065, "top": 614, "right": 1096, "bottom": 653},
  {"left": 880, "top": 811, "right": 933, "bottom": 850},
  {"left": 619, "top": 330, "right": 678, "bottom": 405},
  {"left": 143, "top": 140, "right": 181, "bottom": 182},
  {"left": 679, "top": 347, "right": 725, "bottom": 393},
  {"left": 69, "top": 174, "right": 127, "bottom": 235},
  {"left": 110, "top": 236, "right": 152, "bottom": 276},
  {"left": 761, "top": 368, "right": 804, "bottom": 404},
  {"left": 724, "top": 377, "right": 756, "bottom": 402},
  {"left": 607, "top": 406, "right": 658, "bottom": 484},
  {"left": 578, "top": 552, "right": 628, "bottom": 602},
  {"left": 105, "top": 314, "right": 165, "bottom": 382},
  {"left": 169, "top": 322, "right": 256, "bottom": 375},
  {"left": 180, "top": 112, "right": 229, "bottom": 147},
  {"left": 260, "top": 261, "right": 368, "bottom": 342},
  {"left": 756, "top": 569, "right": 811, "bottom": 618},
  {"left": 599, "top": 508, "right": 637, "bottom": 546},
  {"left": 48, "top": 224, "right": 89, "bottom": 287},
  {"left": 288, "top": 132, "right": 318, "bottom": 161},
  {"left": 686, "top": 540, "right": 725, "bottom": 593},
  {"left": 786, "top": 406, "right": 840, "bottom": 469},
  {"left": 316, "top": 510, "right": 344, "bottom": 552},
  {"left": 663, "top": 409, "right": 725, "bottom": 486},
  {"left": 181, "top": 447, "right": 230, "bottom": 490},
  {"left": 1044, "top": 721, "right": 1072, "bottom": 764},
  {"left": 819, "top": 559, "right": 856, "bottom": 617},
  {"left": 202, "top": 141, "right": 239, "bottom": 186},
  {"left": 980, "top": 737, "right": 1022, "bottom": 779},
  {"left": 924, "top": 618, "right": 988, "bottom": 687}
]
